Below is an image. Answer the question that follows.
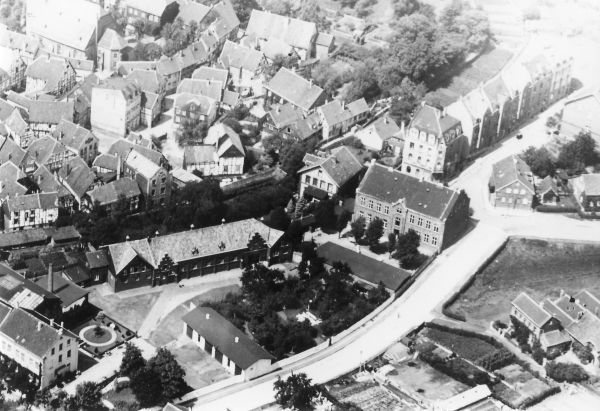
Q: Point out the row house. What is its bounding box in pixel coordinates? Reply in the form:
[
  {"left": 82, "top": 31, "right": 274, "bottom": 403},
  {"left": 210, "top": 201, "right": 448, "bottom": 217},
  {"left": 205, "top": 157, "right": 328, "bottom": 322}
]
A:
[
  {"left": 191, "top": 66, "right": 240, "bottom": 112},
  {"left": 317, "top": 98, "right": 369, "bottom": 141},
  {"left": 97, "top": 28, "right": 128, "bottom": 73},
  {"left": 123, "top": 150, "right": 172, "bottom": 208},
  {"left": 298, "top": 146, "right": 363, "bottom": 200},
  {"left": 83, "top": 177, "right": 141, "bottom": 214},
  {"left": 104, "top": 218, "right": 290, "bottom": 292},
  {"left": 218, "top": 40, "right": 265, "bottom": 94},
  {"left": 107, "top": 138, "right": 170, "bottom": 171},
  {"left": 0, "top": 47, "right": 27, "bottom": 94},
  {"left": 53, "top": 119, "right": 99, "bottom": 164},
  {"left": 182, "top": 306, "right": 274, "bottom": 380},
  {"left": 127, "top": 69, "right": 167, "bottom": 127},
  {"left": 91, "top": 77, "right": 142, "bottom": 139},
  {"left": 0, "top": 25, "right": 41, "bottom": 63},
  {"left": 245, "top": 10, "right": 318, "bottom": 61},
  {"left": 182, "top": 123, "right": 244, "bottom": 177},
  {"left": 31, "top": 165, "right": 73, "bottom": 209},
  {"left": 56, "top": 157, "right": 95, "bottom": 210},
  {"left": 25, "top": 56, "right": 77, "bottom": 98},
  {"left": 401, "top": 103, "right": 469, "bottom": 181},
  {"left": 571, "top": 173, "right": 600, "bottom": 213},
  {"left": 354, "top": 163, "right": 470, "bottom": 254},
  {"left": 2, "top": 192, "right": 59, "bottom": 231},
  {"left": 173, "top": 93, "right": 219, "bottom": 131},
  {"left": 264, "top": 68, "right": 327, "bottom": 114},
  {"left": 355, "top": 115, "right": 405, "bottom": 156},
  {"left": 23, "top": 136, "right": 75, "bottom": 173},
  {"left": 0, "top": 305, "right": 79, "bottom": 388},
  {"left": 489, "top": 155, "right": 535, "bottom": 210},
  {"left": 26, "top": 0, "right": 111, "bottom": 61}
]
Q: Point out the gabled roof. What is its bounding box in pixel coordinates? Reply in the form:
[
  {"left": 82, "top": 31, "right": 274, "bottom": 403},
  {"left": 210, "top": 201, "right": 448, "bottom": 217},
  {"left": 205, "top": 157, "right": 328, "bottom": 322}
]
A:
[
  {"left": 98, "top": 28, "right": 127, "bottom": 51},
  {"left": 511, "top": 292, "right": 552, "bottom": 328},
  {"left": 192, "top": 66, "right": 228, "bottom": 90},
  {"left": 95, "top": 77, "right": 141, "bottom": 100},
  {"left": 0, "top": 136, "right": 26, "bottom": 166},
  {"left": 173, "top": 93, "right": 217, "bottom": 116},
  {"left": 267, "top": 103, "right": 303, "bottom": 129},
  {"left": 25, "top": 56, "right": 74, "bottom": 93},
  {"left": 265, "top": 68, "right": 325, "bottom": 112},
  {"left": 359, "top": 115, "right": 402, "bottom": 142},
  {"left": 53, "top": 119, "right": 97, "bottom": 152},
  {"left": 92, "top": 153, "right": 119, "bottom": 171},
  {"left": 117, "top": 61, "right": 157, "bottom": 76},
  {"left": 219, "top": 40, "right": 264, "bottom": 73},
  {"left": 126, "top": 0, "right": 174, "bottom": 16},
  {"left": 0, "top": 162, "right": 27, "bottom": 201},
  {"left": 0, "top": 25, "right": 40, "bottom": 56},
  {"left": 176, "top": 78, "right": 222, "bottom": 101},
  {"left": 87, "top": 177, "right": 141, "bottom": 206},
  {"left": 537, "top": 176, "right": 558, "bottom": 196},
  {"left": 182, "top": 306, "right": 274, "bottom": 369},
  {"left": 482, "top": 75, "right": 511, "bottom": 107},
  {"left": 0, "top": 263, "right": 59, "bottom": 310},
  {"left": 108, "top": 139, "right": 164, "bottom": 166},
  {"left": 210, "top": 0, "right": 239, "bottom": 37},
  {"left": 7, "top": 92, "right": 73, "bottom": 124},
  {"left": 176, "top": 1, "right": 211, "bottom": 25},
  {"left": 410, "top": 104, "right": 460, "bottom": 137},
  {"left": 32, "top": 165, "right": 70, "bottom": 197},
  {"left": 491, "top": 155, "right": 535, "bottom": 193},
  {"left": 25, "top": 136, "right": 73, "bottom": 168},
  {"left": 107, "top": 238, "right": 156, "bottom": 274},
  {"left": 0, "top": 307, "right": 77, "bottom": 358},
  {"left": 85, "top": 249, "right": 110, "bottom": 269},
  {"left": 127, "top": 69, "right": 165, "bottom": 94},
  {"left": 299, "top": 146, "right": 363, "bottom": 188},
  {"left": 184, "top": 145, "right": 215, "bottom": 165},
  {"left": 357, "top": 163, "right": 462, "bottom": 220},
  {"left": 32, "top": 271, "right": 88, "bottom": 307},
  {"left": 261, "top": 37, "right": 293, "bottom": 61},
  {"left": 3, "top": 192, "right": 58, "bottom": 213},
  {"left": 316, "top": 32, "right": 334, "bottom": 47},
  {"left": 0, "top": 46, "right": 23, "bottom": 78},
  {"left": 57, "top": 156, "right": 95, "bottom": 199},
  {"left": 125, "top": 150, "right": 161, "bottom": 180},
  {"left": 246, "top": 10, "right": 317, "bottom": 51},
  {"left": 462, "top": 88, "right": 490, "bottom": 120}
]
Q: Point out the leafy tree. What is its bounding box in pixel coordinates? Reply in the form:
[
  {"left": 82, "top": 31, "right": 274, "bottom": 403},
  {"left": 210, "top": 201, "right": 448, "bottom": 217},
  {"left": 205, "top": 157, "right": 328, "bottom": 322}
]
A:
[
  {"left": 280, "top": 140, "right": 314, "bottom": 176},
  {"left": 531, "top": 339, "right": 545, "bottom": 365},
  {"left": 342, "top": 62, "right": 381, "bottom": 102},
  {"left": 120, "top": 342, "right": 146, "bottom": 378},
  {"left": 365, "top": 218, "right": 384, "bottom": 247},
  {"left": 388, "top": 78, "right": 426, "bottom": 122},
  {"left": 350, "top": 217, "right": 366, "bottom": 243},
  {"left": 557, "top": 131, "right": 599, "bottom": 173},
  {"left": 439, "top": 0, "right": 491, "bottom": 53},
  {"left": 241, "top": 264, "right": 285, "bottom": 304},
  {"left": 74, "top": 382, "right": 102, "bottom": 410},
  {"left": 131, "top": 18, "right": 147, "bottom": 39},
  {"left": 392, "top": 0, "right": 431, "bottom": 17},
  {"left": 395, "top": 229, "right": 420, "bottom": 260},
  {"left": 262, "top": 0, "right": 294, "bottom": 15},
  {"left": 336, "top": 209, "right": 351, "bottom": 238},
  {"left": 286, "top": 220, "right": 304, "bottom": 244},
  {"left": 176, "top": 118, "right": 209, "bottom": 146},
  {"left": 130, "top": 365, "right": 164, "bottom": 407},
  {"left": 572, "top": 341, "right": 594, "bottom": 365},
  {"left": 148, "top": 347, "right": 187, "bottom": 401},
  {"left": 269, "top": 206, "right": 291, "bottom": 230},
  {"left": 510, "top": 316, "right": 530, "bottom": 345},
  {"left": 264, "top": 53, "right": 300, "bottom": 79},
  {"left": 521, "top": 146, "right": 556, "bottom": 178},
  {"left": 387, "top": 233, "right": 396, "bottom": 256},
  {"left": 545, "top": 361, "right": 589, "bottom": 383},
  {"left": 274, "top": 373, "right": 320, "bottom": 411},
  {"left": 355, "top": 0, "right": 377, "bottom": 18},
  {"left": 311, "top": 60, "right": 350, "bottom": 98},
  {"left": 367, "top": 282, "right": 390, "bottom": 304},
  {"left": 295, "top": 0, "right": 330, "bottom": 31},
  {"left": 230, "top": 0, "right": 261, "bottom": 27},
  {"left": 313, "top": 199, "right": 336, "bottom": 229}
]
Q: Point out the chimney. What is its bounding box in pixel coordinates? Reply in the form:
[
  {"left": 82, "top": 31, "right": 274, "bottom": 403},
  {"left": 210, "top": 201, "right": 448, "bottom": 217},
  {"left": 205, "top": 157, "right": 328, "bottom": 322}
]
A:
[
  {"left": 383, "top": 116, "right": 388, "bottom": 124},
  {"left": 341, "top": 100, "right": 346, "bottom": 110},
  {"left": 116, "top": 155, "right": 121, "bottom": 180},
  {"left": 234, "top": 336, "right": 239, "bottom": 343},
  {"left": 58, "top": 322, "right": 63, "bottom": 335},
  {"left": 309, "top": 79, "right": 313, "bottom": 88},
  {"left": 37, "top": 322, "right": 43, "bottom": 331},
  {"left": 50, "top": 318, "right": 54, "bottom": 327},
  {"left": 48, "top": 263, "right": 54, "bottom": 293},
  {"left": 205, "top": 313, "right": 210, "bottom": 320}
]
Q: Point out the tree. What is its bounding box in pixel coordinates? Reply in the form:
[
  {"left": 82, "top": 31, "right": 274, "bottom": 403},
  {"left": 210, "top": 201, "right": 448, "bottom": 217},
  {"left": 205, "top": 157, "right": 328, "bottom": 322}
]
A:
[
  {"left": 350, "top": 217, "right": 366, "bottom": 243},
  {"left": 295, "top": 0, "right": 330, "bottom": 31},
  {"left": 531, "top": 339, "right": 545, "bottom": 365},
  {"left": 130, "top": 365, "right": 164, "bottom": 407},
  {"left": 395, "top": 229, "right": 420, "bottom": 260},
  {"left": 269, "top": 206, "right": 291, "bottom": 230},
  {"left": 439, "top": 0, "right": 491, "bottom": 53},
  {"left": 557, "top": 131, "right": 599, "bottom": 173},
  {"left": 131, "top": 18, "right": 146, "bottom": 39},
  {"left": 176, "top": 118, "right": 209, "bottom": 146},
  {"left": 387, "top": 233, "right": 396, "bottom": 256},
  {"left": 274, "top": 373, "right": 320, "bottom": 411},
  {"left": 148, "top": 348, "right": 187, "bottom": 402},
  {"left": 120, "top": 342, "right": 146, "bottom": 378},
  {"left": 365, "top": 218, "right": 384, "bottom": 247},
  {"left": 74, "top": 382, "right": 102, "bottom": 410},
  {"left": 521, "top": 146, "right": 556, "bottom": 178},
  {"left": 342, "top": 62, "right": 381, "bottom": 102},
  {"left": 264, "top": 53, "right": 300, "bottom": 80},
  {"left": 241, "top": 264, "right": 285, "bottom": 303},
  {"left": 286, "top": 220, "right": 304, "bottom": 244},
  {"left": 545, "top": 361, "right": 589, "bottom": 383},
  {"left": 230, "top": 0, "right": 261, "bottom": 27},
  {"left": 388, "top": 78, "right": 426, "bottom": 122},
  {"left": 336, "top": 209, "right": 351, "bottom": 238},
  {"left": 393, "top": 0, "right": 431, "bottom": 17}
]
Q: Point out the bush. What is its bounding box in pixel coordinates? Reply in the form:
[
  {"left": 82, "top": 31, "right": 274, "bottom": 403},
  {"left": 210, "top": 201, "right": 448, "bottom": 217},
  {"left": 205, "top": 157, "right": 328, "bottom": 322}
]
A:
[
  {"left": 493, "top": 320, "right": 508, "bottom": 330},
  {"left": 545, "top": 361, "right": 589, "bottom": 383},
  {"left": 572, "top": 341, "right": 594, "bottom": 365}
]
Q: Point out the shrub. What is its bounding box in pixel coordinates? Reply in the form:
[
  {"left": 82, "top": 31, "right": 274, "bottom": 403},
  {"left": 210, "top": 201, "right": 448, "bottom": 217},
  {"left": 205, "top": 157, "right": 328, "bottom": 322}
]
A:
[
  {"left": 545, "top": 361, "right": 589, "bottom": 383},
  {"left": 493, "top": 320, "right": 507, "bottom": 330},
  {"left": 572, "top": 341, "right": 594, "bottom": 365}
]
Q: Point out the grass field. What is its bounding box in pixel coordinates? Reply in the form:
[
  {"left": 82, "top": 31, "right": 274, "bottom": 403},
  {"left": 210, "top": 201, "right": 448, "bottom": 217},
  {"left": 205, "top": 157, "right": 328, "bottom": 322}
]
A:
[
  {"left": 447, "top": 238, "right": 600, "bottom": 328},
  {"left": 422, "top": 327, "right": 499, "bottom": 363}
]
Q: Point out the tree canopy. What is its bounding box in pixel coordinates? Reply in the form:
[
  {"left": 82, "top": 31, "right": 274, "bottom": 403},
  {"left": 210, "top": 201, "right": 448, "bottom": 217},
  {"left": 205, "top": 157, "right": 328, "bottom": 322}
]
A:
[{"left": 274, "top": 373, "right": 321, "bottom": 411}]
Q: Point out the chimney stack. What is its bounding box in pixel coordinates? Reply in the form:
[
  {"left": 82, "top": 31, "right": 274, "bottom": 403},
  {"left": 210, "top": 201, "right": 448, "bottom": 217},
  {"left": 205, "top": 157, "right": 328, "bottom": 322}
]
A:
[
  {"left": 234, "top": 336, "right": 239, "bottom": 343},
  {"left": 116, "top": 155, "right": 121, "bottom": 180},
  {"left": 48, "top": 263, "right": 54, "bottom": 293},
  {"left": 205, "top": 313, "right": 210, "bottom": 320},
  {"left": 37, "top": 322, "right": 43, "bottom": 331}
]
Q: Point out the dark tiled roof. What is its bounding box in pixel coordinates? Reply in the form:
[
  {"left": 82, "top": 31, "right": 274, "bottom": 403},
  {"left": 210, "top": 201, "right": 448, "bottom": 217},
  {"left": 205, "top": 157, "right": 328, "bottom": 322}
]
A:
[
  {"left": 176, "top": 79, "right": 222, "bottom": 101},
  {"left": 117, "top": 61, "right": 157, "bottom": 76},
  {"left": 60, "top": 265, "right": 90, "bottom": 284},
  {"left": 127, "top": 69, "right": 165, "bottom": 94},
  {"left": 267, "top": 103, "right": 303, "bottom": 129},
  {"left": 108, "top": 139, "right": 164, "bottom": 166},
  {"left": 25, "top": 56, "right": 74, "bottom": 93},
  {"left": 357, "top": 163, "right": 461, "bottom": 220},
  {"left": 182, "top": 306, "right": 274, "bottom": 369},
  {"left": 32, "top": 272, "right": 88, "bottom": 307},
  {"left": 266, "top": 68, "right": 325, "bottom": 112},
  {"left": 96, "top": 77, "right": 141, "bottom": 100},
  {"left": 0, "top": 162, "right": 26, "bottom": 201},
  {"left": 410, "top": 104, "right": 460, "bottom": 136},
  {"left": 317, "top": 242, "right": 408, "bottom": 290},
  {"left": 176, "top": 1, "right": 211, "bottom": 25},
  {"left": 85, "top": 250, "right": 109, "bottom": 269},
  {"left": 299, "top": 146, "right": 363, "bottom": 187},
  {"left": 0, "top": 136, "right": 26, "bottom": 166},
  {"left": 32, "top": 165, "right": 71, "bottom": 197},
  {"left": 246, "top": 9, "right": 316, "bottom": 51},
  {"left": 57, "top": 156, "right": 95, "bottom": 199},
  {"left": 511, "top": 292, "right": 552, "bottom": 328},
  {"left": 98, "top": 28, "right": 126, "bottom": 50},
  {"left": 53, "top": 119, "right": 97, "bottom": 152},
  {"left": 192, "top": 66, "right": 228, "bottom": 88},
  {"left": 87, "top": 178, "right": 140, "bottom": 206},
  {"left": 537, "top": 176, "right": 558, "bottom": 195},
  {"left": 491, "top": 155, "right": 534, "bottom": 193},
  {"left": 24, "top": 99, "right": 74, "bottom": 124},
  {"left": 92, "top": 153, "right": 119, "bottom": 171},
  {"left": 3, "top": 192, "right": 58, "bottom": 213},
  {"left": 0, "top": 263, "right": 58, "bottom": 309}
]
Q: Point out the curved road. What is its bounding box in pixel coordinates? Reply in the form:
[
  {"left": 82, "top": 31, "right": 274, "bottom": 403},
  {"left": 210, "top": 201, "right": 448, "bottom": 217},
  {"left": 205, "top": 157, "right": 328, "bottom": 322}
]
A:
[{"left": 186, "top": 100, "right": 600, "bottom": 410}]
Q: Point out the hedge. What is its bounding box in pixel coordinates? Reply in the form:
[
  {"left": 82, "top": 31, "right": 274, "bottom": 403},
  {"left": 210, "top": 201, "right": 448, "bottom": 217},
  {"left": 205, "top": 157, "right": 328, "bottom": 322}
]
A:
[{"left": 536, "top": 205, "right": 578, "bottom": 213}]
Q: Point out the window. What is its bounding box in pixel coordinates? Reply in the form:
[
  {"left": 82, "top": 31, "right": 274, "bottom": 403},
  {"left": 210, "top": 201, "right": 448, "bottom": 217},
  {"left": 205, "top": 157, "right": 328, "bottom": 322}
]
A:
[
  {"left": 152, "top": 179, "right": 156, "bottom": 186},
  {"left": 431, "top": 236, "right": 438, "bottom": 246},
  {"left": 520, "top": 189, "right": 526, "bottom": 195},
  {"left": 501, "top": 197, "right": 506, "bottom": 203},
  {"left": 423, "top": 233, "right": 430, "bottom": 243},
  {"left": 327, "top": 183, "right": 333, "bottom": 192},
  {"left": 409, "top": 214, "right": 415, "bottom": 224},
  {"left": 58, "top": 354, "right": 62, "bottom": 363},
  {"left": 304, "top": 175, "right": 310, "bottom": 184},
  {"left": 51, "top": 348, "right": 55, "bottom": 355},
  {"left": 368, "top": 200, "right": 373, "bottom": 209},
  {"left": 367, "top": 214, "right": 372, "bottom": 222},
  {"left": 417, "top": 217, "right": 423, "bottom": 226},
  {"left": 376, "top": 203, "right": 381, "bottom": 212},
  {"left": 67, "top": 350, "right": 71, "bottom": 358},
  {"left": 59, "top": 343, "right": 63, "bottom": 351},
  {"left": 384, "top": 206, "right": 389, "bottom": 215},
  {"left": 160, "top": 187, "right": 166, "bottom": 194},
  {"left": 506, "top": 188, "right": 512, "bottom": 194},
  {"left": 359, "top": 211, "right": 364, "bottom": 217},
  {"left": 394, "top": 217, "right": 401, "bottom": 227},
  {"left": 383, "top": 220, "right": 388, "bottom": 229},
  {"left": 523, "top": 198, "right": 529, "bottom": 205},
  {"left": 433, "top": 225, "right": 439, "bottom": 233},
  {"left": 360, "top": 196, "right": 365, "bottom": 206},
  {"left": 409, "top": 142, "right": 414, "bottom": 148},
  {"left": 425, "top": 220, "right": 431, "bottom": 230},
  {"left": 312, "top": 177, "right": 318, "bottom": 186},
  {"left": 320, "top": 180, "right": 326, "bottom": 189}
]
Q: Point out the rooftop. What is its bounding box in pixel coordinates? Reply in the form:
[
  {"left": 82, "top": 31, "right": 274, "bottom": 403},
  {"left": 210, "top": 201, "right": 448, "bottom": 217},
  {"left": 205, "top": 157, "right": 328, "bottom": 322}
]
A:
[
  {"left": 182, "top": 306, "right": 274, "bottom": 370},
  {"left": 87, "top": 177, "right": 141, "bottom": 206},
  {"left": 98, "top": 28, "right": 127, "bottom": 51},
  {"left": 219, "top": 40, "right": 264, "bottom": 73},
  {"left": 299, "top": 146, "right": 363, "bottom": 188},
  {"left": 246, "top": 9, "right": 317, "bottom": 51},
  {"left": 491, "top": 155, "right": 535, "bottom": 193},
  {"left": 266, "top": 68, "right": 325, "bottom": 112},
  {"left": 511, "top": 292, "right": 552, "bottom": 328},
  {"left": 125, "top": 150, "right": 162, "bottom": 180}
]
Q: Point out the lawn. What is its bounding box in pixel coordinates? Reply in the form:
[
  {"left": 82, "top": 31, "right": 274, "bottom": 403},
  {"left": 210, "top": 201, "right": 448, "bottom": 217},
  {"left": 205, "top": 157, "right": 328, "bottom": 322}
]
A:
[
  {"left": 421, "top": 327, "right": 499, "bottom": 364},
  {"left": 170, "top": 341, "right": 231, "bottom": 389},
  {"left": 386, "top": 359, "right": 468, "bottom": 401},
  {"left": 89, "top": 290, "right": 161, "bottom": 332},
  {"left": 327, "top": 379, "right": 406, "bottom": 410},
  {"left": 447, "top": 238, "right": 600, "bottom": 328}
]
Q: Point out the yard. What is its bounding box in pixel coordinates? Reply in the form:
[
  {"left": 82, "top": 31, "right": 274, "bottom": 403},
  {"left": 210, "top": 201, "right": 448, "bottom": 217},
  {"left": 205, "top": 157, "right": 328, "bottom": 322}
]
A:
[
  {"left": 89, "top": 289, "right": 161, "bottom": 332},
  {"left": 326, "top": 378, "right": 407, "bottom": 410},
  {"left": 167, "top": 340, "right": 231, "bottom": 389},
  {"left": 492, "top": 364, "right": 557, "bottom": 409},
  {"left": 421, "top": 327, "right": 500, "bottom": 365},
  {"left": 446, "top": 238, "right": 600, "bottom": 328},
  {"left": 386, "top": 359, "right": 468, "bottom": 402}
]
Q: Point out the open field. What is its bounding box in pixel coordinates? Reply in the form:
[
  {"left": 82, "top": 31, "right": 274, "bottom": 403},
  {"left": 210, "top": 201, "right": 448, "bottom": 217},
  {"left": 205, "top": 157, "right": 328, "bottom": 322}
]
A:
[
  {"left": 447, "top": 238, "right": 600, "bottom": 328},
  {"left": 89, "top": 290, "right": 161, "bottom": 332},
  {"left": 387, "top": 359, "right": 468, "bottom": 401}
]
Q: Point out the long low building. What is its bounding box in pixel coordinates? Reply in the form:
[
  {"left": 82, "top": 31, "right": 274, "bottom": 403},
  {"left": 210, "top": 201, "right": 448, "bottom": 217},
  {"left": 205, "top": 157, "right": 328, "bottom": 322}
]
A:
[
  {"left": 104, "top": 218, "right": 291, "bottom": 292},
  {"left": 182, "top": 306, "right": 275, "bottom": 380}
]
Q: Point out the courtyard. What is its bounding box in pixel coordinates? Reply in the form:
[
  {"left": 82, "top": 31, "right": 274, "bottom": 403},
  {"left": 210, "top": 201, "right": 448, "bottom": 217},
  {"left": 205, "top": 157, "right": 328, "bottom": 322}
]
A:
[
  {"left": 446, "top": 238, "right": 600, "bottom": 329},
  {"left": 89, "top": 287, "right": 161, "bottom": 332}
]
